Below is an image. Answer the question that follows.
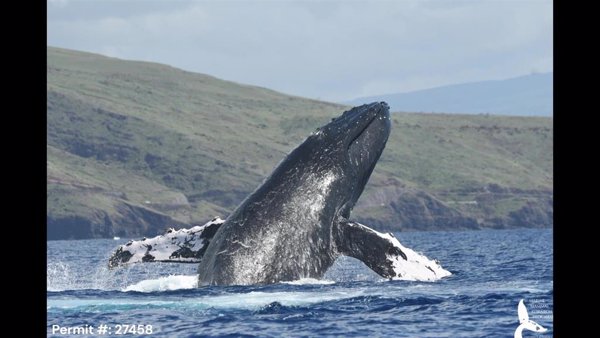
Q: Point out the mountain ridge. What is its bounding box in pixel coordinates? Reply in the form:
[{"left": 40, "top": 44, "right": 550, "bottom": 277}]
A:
[{"left": 347, "top": 72, "right": 553, "bottom": 116}]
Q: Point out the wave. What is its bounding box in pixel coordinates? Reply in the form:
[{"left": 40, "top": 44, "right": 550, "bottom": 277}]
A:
[
  {"left": 48, "top": 289, "right": 369, "bottom": 312},
  {"left": 281, "top": 278, "right": 335, "bottom": 285},
  {"left": 122, "top": 275, "right": 198, "bottom": 292},
  {"left": 123, "top": 276, "right": 335, "bottom": 293}
]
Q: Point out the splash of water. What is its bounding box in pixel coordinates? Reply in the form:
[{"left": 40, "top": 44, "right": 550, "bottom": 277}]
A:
[{"left": 123, "top": 275, "right": 198, "bottom": 292}]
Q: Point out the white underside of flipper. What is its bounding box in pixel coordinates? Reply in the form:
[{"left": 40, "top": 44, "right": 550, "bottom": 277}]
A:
[
  {"left": 335, "top": 221, "right": 452, "bottom": 282},
  {"left": 380, "top": 232, "right": 452, "bottom": 281}
]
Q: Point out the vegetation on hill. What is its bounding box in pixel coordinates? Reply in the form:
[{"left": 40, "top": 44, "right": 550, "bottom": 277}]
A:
[{"left": 47, "top": 47, "right": 553, "bottom": 239}]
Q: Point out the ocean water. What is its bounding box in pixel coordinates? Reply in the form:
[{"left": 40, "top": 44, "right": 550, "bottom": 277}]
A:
[{"left": 47, "top": 229, "right": 553, "bottom": 337}]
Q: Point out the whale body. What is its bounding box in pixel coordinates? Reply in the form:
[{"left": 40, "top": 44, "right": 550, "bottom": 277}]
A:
[{"left": 109, "top": 102, "right": 451, "bottom": 285}]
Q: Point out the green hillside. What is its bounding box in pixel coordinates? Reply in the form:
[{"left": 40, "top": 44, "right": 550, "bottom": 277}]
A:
[{"left": 47, "top": 47, "right": 553, "bottom": 239}]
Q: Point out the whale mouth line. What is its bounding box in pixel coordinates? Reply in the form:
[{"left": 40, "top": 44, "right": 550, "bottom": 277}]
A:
[{"left": 347, "top": 112, "right": 378, "bottom": 150}]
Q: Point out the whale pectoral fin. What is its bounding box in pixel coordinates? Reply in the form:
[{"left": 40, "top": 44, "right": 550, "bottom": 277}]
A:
[
  {"left": 334, "top": 221, "right": 405, "bottom": 278},
  {"left": 108, "top": 217, "right": 225, "bottom": 268},
  {"left": 334, "top": 221, "right": 451, "bottom": 281}
]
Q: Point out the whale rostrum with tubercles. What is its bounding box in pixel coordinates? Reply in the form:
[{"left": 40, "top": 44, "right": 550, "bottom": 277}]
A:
[{"left": 109, "top": 102, "right": 451, "bottom": 285}]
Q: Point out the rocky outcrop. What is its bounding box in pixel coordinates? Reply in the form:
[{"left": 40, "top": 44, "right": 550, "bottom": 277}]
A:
[
  {"left": 355, "top": 188, "right": 480, "bottom": 231},
  {"left": 480, "top": 196, "right": 553, "bottom": 229},
  {"left": 355, "top": 181, "right": 552, "bottom": 232},
  {"left": 47, "top": 182, "right": 552, "bottom": 239},
  {"left": 47, "top": 201, "right": 189, "bottom": 240}
]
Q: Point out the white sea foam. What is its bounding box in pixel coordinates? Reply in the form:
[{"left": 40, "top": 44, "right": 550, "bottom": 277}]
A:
[
  {"left": 122, "top": 275, "right": 198, "bottom": 292},
  {"left": 281, "top": 278, "right": 335, "bottom": 285},
  {"left": 201, "top": 290, "right": 358, "bottom": 309},
  {"left": 122, "top": 275, "right": 335, "bottom": 293},
  {"left": 48, "top": 289, "right": 367, "bottom": 311},
  {"left": 47, "top": 262, "right": 74, "bottom": 292}
]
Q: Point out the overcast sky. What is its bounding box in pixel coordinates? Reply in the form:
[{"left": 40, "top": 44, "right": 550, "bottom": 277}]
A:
[{"left": 48, "top": 0, "right": 553, "bottom": 102}]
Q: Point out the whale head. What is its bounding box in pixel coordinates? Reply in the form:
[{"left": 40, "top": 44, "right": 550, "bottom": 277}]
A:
[{"left": 286, "top": 101, "right": 391, "bottom": 219}]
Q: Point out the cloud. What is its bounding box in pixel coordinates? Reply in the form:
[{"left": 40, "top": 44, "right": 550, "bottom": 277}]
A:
[
  {"left": 47, "top": 0, "right": 553, "bottom": 102},
  {"left": 48, "top": 0, "right": 69, "bottom": 7}
]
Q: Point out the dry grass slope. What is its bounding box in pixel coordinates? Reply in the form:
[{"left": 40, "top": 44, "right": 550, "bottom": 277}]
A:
[{"left": 47, "top": 47, "right": 553, "bottom": 239}]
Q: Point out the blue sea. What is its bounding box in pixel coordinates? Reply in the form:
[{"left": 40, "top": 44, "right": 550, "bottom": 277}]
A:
[{"left": 47, "top": 229, "right": 553, "bottom": 337}]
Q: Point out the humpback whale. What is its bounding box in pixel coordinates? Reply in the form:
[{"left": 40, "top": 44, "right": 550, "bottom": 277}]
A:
[{"left": 109, "top": 102, "right": 451, "bottom": 285}]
